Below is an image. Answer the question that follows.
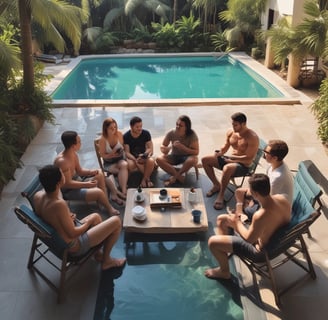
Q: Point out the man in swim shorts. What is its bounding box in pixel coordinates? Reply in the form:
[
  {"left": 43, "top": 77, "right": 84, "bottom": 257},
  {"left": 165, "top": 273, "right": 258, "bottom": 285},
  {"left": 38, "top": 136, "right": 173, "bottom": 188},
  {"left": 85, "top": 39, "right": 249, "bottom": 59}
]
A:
[
  {"left": 204, "top": 173, "right": 291, "bottom": 280},
  {"left": 54, "top": 130, "right": 119, "bottom": 216},
  {"left": 201, "top": 112, "right": 259, "bottom": 210},
  {"left": 34, "top": 165, "right": 126, "bottom": 270}
]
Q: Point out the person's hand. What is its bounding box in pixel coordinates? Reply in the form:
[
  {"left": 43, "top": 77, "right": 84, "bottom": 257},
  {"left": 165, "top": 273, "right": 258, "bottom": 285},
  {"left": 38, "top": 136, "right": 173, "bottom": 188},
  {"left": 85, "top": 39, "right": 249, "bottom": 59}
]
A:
[
  {"left": 85, "top": 180, "right": 98, "bottom": 188},
  {"left": 115, "top": 147, "right": 123, "bottom": 156},
  {"left": 89, "top": 169, "right": 98, "bottom": 176},
  {"left": 172, "top": 140, "right": 181, "bottom": 148},
  {"left": 214, "top": 149, "right": 222, "bottom": 156},
  {"left": 70, "top": 213, "right": 76, "bottom": 221},
  {"left": 160, "top": 145, "right": 171, "bottom": 154},
  {"left": 136, "top": 155, "right": 146, "bottom": 164}
]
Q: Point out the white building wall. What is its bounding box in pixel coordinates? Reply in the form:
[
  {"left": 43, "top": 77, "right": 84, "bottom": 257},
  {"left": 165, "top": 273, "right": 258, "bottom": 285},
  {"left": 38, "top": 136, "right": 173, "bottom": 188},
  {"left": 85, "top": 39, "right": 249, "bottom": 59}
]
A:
[{"left": 262, "top": 0, "right": 295, "bottom": 29}]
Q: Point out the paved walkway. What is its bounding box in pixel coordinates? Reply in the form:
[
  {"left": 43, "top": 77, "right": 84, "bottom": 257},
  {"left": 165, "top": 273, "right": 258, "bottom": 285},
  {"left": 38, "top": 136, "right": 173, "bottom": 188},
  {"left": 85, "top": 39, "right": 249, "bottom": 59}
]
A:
[{"left": 1, "top": 57, "right": 328, "bottom": 320}]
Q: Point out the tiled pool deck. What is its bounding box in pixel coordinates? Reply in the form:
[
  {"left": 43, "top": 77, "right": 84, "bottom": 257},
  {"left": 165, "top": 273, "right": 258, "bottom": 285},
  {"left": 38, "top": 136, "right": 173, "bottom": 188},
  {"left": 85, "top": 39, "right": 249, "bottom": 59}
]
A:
[{"left": 1, "top": 54, "right": 328, "bottom": 320}]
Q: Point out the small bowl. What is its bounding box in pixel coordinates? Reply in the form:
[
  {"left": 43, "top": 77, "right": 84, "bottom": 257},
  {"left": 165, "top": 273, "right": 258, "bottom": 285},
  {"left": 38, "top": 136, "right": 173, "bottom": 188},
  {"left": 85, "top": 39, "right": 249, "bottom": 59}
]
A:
[
  {"left": 159, "top": 188, "right": 168, "bottom": 199},
  {"left": 132, "top": 206, "right": 147, "bottom": 221},
  {"left": 132, "top": 205, "right": 145, "bottom": 216}
]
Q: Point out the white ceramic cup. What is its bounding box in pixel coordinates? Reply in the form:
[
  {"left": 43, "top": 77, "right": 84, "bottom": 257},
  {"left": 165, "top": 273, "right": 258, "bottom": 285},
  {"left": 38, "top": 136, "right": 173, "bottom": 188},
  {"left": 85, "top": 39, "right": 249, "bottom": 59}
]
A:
[{"left": 188, "top": 190, "right": 197, "bottom": 203}]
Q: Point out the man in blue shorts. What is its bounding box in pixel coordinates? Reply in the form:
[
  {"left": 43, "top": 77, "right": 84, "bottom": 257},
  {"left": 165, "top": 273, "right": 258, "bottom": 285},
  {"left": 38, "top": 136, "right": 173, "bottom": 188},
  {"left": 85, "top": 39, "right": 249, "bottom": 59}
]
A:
[
  {"left": 123, "top": 116, "right": 155, "bottom": 188},
  {"left": 34, "top": 165, "right": 126, "bottom": 270},
  {"left": 202, "top": 112, "right": 259, "bottom": 210},
  {"left": 204, "top": 173, "right": 291, "bottom": 280}
]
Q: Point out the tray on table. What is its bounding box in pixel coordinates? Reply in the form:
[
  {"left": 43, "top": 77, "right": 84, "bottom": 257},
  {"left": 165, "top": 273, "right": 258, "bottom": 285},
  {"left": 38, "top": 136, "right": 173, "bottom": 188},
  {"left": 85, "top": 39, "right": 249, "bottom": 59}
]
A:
[{"left": 149, "top": 188, "right": 182, "bottom": 209}]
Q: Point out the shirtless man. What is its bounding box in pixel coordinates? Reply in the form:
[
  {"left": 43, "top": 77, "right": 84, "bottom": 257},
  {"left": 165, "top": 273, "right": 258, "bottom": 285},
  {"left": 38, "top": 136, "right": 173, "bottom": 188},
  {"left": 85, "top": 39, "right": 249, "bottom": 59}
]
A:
[
  {"left": 204, "top": 173, "right": 291, "bottom": 280},
  {"left": 201, "top": 112, "right": 259, "bottom": 210},
  {"left": 123, "top": 116, "right": 155, "bottom": 188},
  {"left": 54, "top": 131, "right": 119, "bottom": 216},
  {"left": 34, "top": 165, "right": 126, "bottom": 270},
  {"left": 235, "top": 139, "right": 294, "bottom": 222}
]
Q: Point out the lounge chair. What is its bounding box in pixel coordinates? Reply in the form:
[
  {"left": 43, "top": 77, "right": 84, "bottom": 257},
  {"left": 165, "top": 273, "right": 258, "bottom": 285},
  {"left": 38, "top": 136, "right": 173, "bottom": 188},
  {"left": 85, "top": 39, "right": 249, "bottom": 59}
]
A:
[
  {"left": 34, "top": 53, "right": 63, "bottom": 64},
  {"left": 235, "top": 160, "right": 323, "bottom": 307}
]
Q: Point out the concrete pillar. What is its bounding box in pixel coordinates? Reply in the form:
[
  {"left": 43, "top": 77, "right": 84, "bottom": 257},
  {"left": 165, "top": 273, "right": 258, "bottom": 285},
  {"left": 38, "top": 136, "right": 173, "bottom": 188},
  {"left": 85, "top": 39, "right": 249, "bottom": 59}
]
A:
[
  {"left": 264, "top": 37, "right": 275, "bottom": 69},
  {"left": 287, "top": 55, "right": 302, "bottom": 88},
  {"left": 287, "top": 0, "right": 306, "bottom": 88}
]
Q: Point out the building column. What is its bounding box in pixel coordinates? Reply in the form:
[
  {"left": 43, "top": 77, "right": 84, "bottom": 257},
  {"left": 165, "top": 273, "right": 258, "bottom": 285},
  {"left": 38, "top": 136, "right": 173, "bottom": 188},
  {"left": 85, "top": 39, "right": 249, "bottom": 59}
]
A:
[{"left": 287, "top": 0, "right": 306, "bottom": 88}]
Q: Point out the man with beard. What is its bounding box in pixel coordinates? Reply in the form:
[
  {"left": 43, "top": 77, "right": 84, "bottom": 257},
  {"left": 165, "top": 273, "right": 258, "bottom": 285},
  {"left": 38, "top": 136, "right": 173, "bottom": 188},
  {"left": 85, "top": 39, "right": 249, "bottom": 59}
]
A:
[{"left": 202, "top": 112, "right": 259, "bottom": 210}]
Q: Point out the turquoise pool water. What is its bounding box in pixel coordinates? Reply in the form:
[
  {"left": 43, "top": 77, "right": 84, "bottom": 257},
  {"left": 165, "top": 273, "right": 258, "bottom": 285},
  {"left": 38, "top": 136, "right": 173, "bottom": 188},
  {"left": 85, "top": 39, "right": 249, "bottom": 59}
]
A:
[{"left": 51, "top": 55, "right": 283, "bottom": 100}]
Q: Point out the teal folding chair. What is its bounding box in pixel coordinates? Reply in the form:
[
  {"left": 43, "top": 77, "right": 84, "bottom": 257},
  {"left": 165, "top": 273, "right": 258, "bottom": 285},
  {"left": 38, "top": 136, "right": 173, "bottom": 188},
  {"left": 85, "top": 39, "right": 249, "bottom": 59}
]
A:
[
  {"left": 236, "top": 164, "right": 322, "bottom": 307},
  {"left": 14, "top": 204, "right": 100, "bottom": 303},
  {"left": 19, "top": 176, "right": 101, "bottom": 302}
]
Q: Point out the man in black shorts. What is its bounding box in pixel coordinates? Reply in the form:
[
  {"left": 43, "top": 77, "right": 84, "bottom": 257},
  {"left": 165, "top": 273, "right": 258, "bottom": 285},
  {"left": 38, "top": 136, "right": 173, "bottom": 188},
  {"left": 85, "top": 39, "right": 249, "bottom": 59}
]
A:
[
  {"left": 123, "top": 116, "right": 155, "bottom": 188},
  {"left": 204, "top": 173, "right": 291, "bottom": 280},
  {"left": 202, "top": 112, "right": 259, "bottom": 210}
]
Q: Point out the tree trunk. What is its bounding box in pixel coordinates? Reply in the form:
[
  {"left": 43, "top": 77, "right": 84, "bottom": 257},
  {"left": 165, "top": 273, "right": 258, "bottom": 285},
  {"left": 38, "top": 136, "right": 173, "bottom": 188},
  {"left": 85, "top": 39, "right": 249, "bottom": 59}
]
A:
[
  {"left": 18, "top": 0, "right": 34, "bottom": 94},
  {"left": 173, "top": 0, "right": 177, "bottom": 24}
]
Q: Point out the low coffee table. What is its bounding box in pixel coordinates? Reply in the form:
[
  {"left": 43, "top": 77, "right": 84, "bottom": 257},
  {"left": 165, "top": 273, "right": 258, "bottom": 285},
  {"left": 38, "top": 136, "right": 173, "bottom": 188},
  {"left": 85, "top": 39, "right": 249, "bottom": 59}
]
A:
[{"left": 123, "top": 188, "right": 208, "bottom": 242}]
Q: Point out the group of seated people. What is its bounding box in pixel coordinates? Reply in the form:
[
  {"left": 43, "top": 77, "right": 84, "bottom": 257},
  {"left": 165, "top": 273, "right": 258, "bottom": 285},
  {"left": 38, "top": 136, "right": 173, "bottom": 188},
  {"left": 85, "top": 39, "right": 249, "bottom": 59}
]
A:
[{"left": 33, "top": 111, "right": 295, "bottom": 276}]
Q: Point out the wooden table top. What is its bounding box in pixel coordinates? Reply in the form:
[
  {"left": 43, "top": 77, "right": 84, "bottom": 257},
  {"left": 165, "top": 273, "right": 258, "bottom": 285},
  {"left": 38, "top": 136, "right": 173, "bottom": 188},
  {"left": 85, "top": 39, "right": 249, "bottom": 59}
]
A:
[{"left": 123, "top": 188, "right": 208, "bottom": 234}]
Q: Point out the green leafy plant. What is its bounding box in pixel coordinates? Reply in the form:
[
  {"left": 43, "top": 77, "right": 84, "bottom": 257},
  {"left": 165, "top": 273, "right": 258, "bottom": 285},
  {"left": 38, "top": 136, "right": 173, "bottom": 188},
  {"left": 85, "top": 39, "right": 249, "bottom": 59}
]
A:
[
  {"left": 210, "top": 32, "right": 230, "bottom": 52},
  {"left": 175, "top": 14, "right": 201, "bottom": 51},
  {"left": 311, "top": 78, "right": 328, "bottom": 143},
  {"left": 151, "top": 22, "right": 182, "bottom": 50},
  {"left": 0, "top": 114, "right": 22, "bottom": 188}
]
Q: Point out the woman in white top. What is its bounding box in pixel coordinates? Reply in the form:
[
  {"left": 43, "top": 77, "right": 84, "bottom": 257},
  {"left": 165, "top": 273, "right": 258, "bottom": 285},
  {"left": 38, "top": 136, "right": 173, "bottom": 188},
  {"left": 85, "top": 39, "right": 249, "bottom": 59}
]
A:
[{"left": 99, "top": 117, "right": 128, "bottom": 200}]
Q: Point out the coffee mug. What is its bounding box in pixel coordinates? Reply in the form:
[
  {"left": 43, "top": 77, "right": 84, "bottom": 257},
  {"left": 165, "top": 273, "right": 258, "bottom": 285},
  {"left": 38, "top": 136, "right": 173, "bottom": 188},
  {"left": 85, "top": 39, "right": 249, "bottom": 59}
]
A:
[{"left": 191, "top": 209, "right": 202, "bottom": 223}]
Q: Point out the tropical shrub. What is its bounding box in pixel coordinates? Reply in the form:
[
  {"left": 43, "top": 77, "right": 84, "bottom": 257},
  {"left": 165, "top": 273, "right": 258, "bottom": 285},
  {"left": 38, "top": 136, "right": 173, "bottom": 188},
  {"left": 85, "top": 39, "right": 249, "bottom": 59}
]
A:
[
  {"left": 311, "top": 78, "right": 328, "bottom": 143},
  {"left": 151, "top": 22, "right": 182, "bottom": 50},
  {"left": 175, "top": 14, "right": 202, "bottom": 51}
]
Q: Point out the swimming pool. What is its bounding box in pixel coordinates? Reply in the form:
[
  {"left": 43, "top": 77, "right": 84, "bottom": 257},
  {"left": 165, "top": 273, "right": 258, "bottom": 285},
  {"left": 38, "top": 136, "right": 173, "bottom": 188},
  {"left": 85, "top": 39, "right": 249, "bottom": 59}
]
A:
[{"left": 49, "top": 52, "right": 302, "bottom": 106}]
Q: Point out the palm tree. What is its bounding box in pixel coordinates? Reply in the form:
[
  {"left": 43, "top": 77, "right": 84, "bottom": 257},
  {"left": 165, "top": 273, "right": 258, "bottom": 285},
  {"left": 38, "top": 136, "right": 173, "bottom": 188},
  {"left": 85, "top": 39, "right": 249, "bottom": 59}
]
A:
[
  {"left": 263, "top": 17, "right": 294, "bottom": 70},
  {"left": 0, "top": 21, "right": 21, "bottom": 91},
  {"left": 103, "top": 0, "right": 171, "bottom": 32},
  {"left": 16, "top": 0, "right": 87, "bottom": 94},
  {"left": 192, "top": 0, "right": 225, "bottom": 32},
  {"left": 219, "top": 0, "right": 266, "bottom": 50},
  {"left": 293, "top": 1, "right": 328, "bottom": 65}
]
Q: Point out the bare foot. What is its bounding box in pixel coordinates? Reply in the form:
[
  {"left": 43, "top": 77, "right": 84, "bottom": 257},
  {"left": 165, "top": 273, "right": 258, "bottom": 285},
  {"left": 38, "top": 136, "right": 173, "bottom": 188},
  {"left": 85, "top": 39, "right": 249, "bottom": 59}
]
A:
[
  {"left": 140, "top": 179, "right": 147, "bottom": 188},
  {"left": 146, "top": 180, "right": 154, "bottom": 187},
  {"left": 206, "top": 186, "right": 220, "bottom": 197},
  {"left": 164, "top": 176, "right": 176, "bottom": 187},
  {"left": 109, "top": 208, "right": 120, "bottom": 216},
  {"left": 111, "top": 196, "right": 124, "bottom": 206},
  {"left": 117, "top": 190, "right": 127, "bottom": 200},
  {"left": 102, "top": 257, "right": 127, "bottom": 270},
  {"left": 204, "top": 267, "right": 231, "bottom": 280}
]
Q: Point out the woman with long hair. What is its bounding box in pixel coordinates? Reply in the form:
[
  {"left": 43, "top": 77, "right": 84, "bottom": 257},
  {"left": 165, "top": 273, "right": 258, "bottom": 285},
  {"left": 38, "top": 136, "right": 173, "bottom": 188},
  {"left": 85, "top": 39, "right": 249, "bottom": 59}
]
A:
[{"left": 99, "top": 118, "right": 129, "bottom": 201}]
